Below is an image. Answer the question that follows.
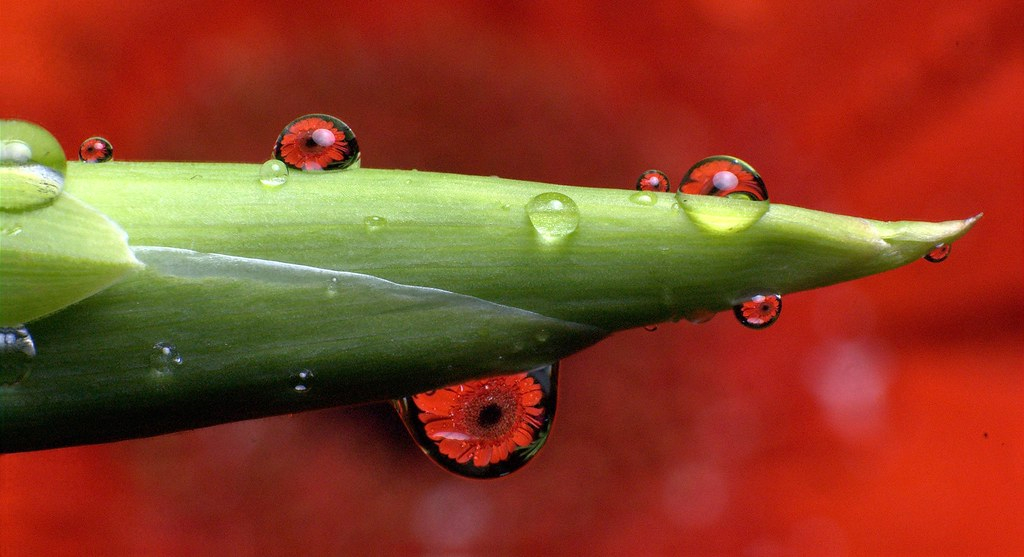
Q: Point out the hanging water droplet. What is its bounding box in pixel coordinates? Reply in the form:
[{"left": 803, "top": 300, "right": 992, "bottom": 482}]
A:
[
  {"left": 643, "top": 325, "right": 659, "bottom": 332},
  {"left": 78, "top": 137, "right": 114, "bottom": 163},
  {"left": 393, "top": 363, "right": 558, "bottom": 479},
  {"left": 273, "top": 114, "right": 360, "bottom": 171},
  {"left": 629, "top": 191, "right": 657, "bottom": 206},
  {"left": 526, "top": 192, "right": 579, "bottom": 241},
  {"left": 733, "top": 293, "right": 782, "bottom": 329},
  {"left": 923, "top": 243, "right": 951, "bottom": 263},
  {"left": 0, "top": 325, "right": 36, "bottom": 385},
  {"left": 364, "top": 215, "right": 387, "bottom": 231},
  {"left": 682, "top": 309, "right": 717, "bottom": 324},
  {"left": 259, "top": 158, "right": 289, "bottom": 187},
  {"left": 150, "top": 342, "right": 183, "bottom": 374},
  {"left": 636, "top": 169, "right": 671, "bottom": 192},
  {"left": 291, "top": 369, "right": 315, "bottom": 392},
  {"left": 680, "top": 156, "right": 768, "bottom": 200},
  {"left": 0, "top": 120, "right": 66, "bottom": 212}
]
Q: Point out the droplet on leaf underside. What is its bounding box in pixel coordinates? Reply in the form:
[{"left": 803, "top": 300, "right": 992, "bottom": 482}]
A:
[
  {"left": 393, "top": 363, "right": 558, "bottom": 479},
  {"left": 733, "top": 293, "right": 782, "bottom": 329}
]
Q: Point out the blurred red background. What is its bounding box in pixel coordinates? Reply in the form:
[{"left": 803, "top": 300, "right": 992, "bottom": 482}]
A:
[{"left": 2, "top": 1, "right": 1021, "bottom": 555}]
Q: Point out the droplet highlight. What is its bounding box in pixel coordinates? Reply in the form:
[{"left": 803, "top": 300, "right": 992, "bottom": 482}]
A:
[
  {"left": 291, "top": 369, "right": 315, "bottom": 392},
  {"left": 273, "top": 114, "right": 360, "bottom": 171},
  {"left": 0, "top": 325, "right": 36, "bottom": 385},
  {"left": 636, "top": 169, "right": 670, "bottom": 192},
  {"left": 526, "top": 192, "right": 579, "bottom": 241},
  {"left": 259, "top": 158, "right": 289, "bottom": 186},
  {"left": 923, "top": 243, "right": 950, "bottom": 263},
  {"left": 629, "top": 191, "right": 657, "bottom": 206},
  {"left": 78, "top": 137, "right": 114, "bottom": 163},
  {"left": 680, "top": 155, "right": 768, "bottom": 200},
  {"left": 0, "top": 120, "right": 66, "bottom": 211},
  {"left": 393, "top": 363, "right": 558, "bottom": 479},
  {"left": 733, "top": 293, "right": 782, "bottom": 329},
  {"left": 150, "top": 342, "right": 183, "bottom": 374}
]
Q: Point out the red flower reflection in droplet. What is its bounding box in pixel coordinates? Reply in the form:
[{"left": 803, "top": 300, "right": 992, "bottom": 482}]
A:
[
  {"left": 924, "top": 243, "right": 951, "bottom": 263},
  {"left": 277, "top": 117, "right": 352, "bottom": 170},
  {"left": 412, "top": 373, "right": 544, "bottom": 468},
  {"left": 735, "top": 293, "right": 782, "bottom": 328},
  {"left": 636, "top": 169, "right": 670, "bottom": 192},
  {"left": 681, "top": 158, "right": 767, "bottom": 200},
  {"left": 78, "top": 137, "right": 113, "bottom": 163}
]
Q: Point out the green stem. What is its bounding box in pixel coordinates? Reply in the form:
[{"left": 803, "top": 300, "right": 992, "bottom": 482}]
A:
[{"left": 0, "top": 162, "right": 978, "bottom": 452}]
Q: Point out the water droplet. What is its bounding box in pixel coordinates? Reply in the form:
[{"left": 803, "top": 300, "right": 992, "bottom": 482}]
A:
[
  {"left": 733, "top": 293, "right": 782, "bottom": 329},
  {"left": 259, "top": 158, "right": 289, "bottom": 187},
  {"left": 78, "top": 136, "right": 113, "bottom": 163},
  {"left": 643, "top": 325, "right": 659, "bottom": 332},
  {"left": 923, "top": 243, "right": 950, "bottom": 263},
  {"left": 326, "top": 276, "right": 340, "bottom": 297},
  {"left": 150, "top": 342, "right": 183, "bottom": 374},
  {"left": 636, "top": 169, "right": 671, "bottom": 192},
  {"left": 393, "top": 363, "right": 558, "bottom": 479},
  {"left": 364, "top": 215, "right": 387, "bottom": 231},
  {"left": 2, "top": 224, "right": 23, "bottom": 236},
  {"left": 291, "top": 369, "right": 315, "bottom": 392},
  {"left": 273, "top": 114, "right": 359, "bottom": 171},
  {"left": 0, "top": 326, "right": 36, "bottom": 385},
  {"left": 678, "top": 194, "right": 769, "bottom": 233},
  {"left": 682, "top": 309, "right": 717, "bottom": 324},
  {"left": 629, "top": 191, "right": 657, "bottom": 206},
  {"left": 680, "top": 156, "right": 768, "bottom": 200},
  {"left": 0, "top": 120, "right": 66, "bottom": 211},
  {"left": 525, "top": 192, "right": 579, "bottom": 241}
]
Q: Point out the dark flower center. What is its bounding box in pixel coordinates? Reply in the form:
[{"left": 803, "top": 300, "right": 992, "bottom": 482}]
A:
[{"left": 477, "top": 403, "right": 503, "bottom": 427}]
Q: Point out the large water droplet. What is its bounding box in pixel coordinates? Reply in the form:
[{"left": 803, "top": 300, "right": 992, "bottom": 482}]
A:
[
  {"left": 678, "top": 194, "right": 769, "bottom": 233},
  {"left": 291, "top": 369, "right": 315, "bottom": 393},
  {"left": 680, "top": 156, "right": 768, "bottom": 200},
  {"left": 0, "top": 120, "right": 66, "bottom": 212},
  {"left": 636, "top": 169, "right": 670, "bottom": 192},
  {"left": 150, "top": 342, "right": 183, "bottom": 374},
  {"left": 526, "top": 192, "right": 579, "bottom": 241},
  {"left": 733, "top": 293, "right": 782, "bottom": 329},
  {"left": 273, "top": 114, "right": 360, "bottom": 171},
  {"left": 259, "top": 158, "right": 289, "bottom": 187},
  {"left": 393, "top": 363, "right": 558, "bottom": 479},
  {"left": 0, "top": 325, "right": 36, "bottom": 385},
  {"left": 78, "top": 136, "right": 114, "bottom": 163},
  {"left": 923, "top": 243, "right": 951, "bottom": 263}
]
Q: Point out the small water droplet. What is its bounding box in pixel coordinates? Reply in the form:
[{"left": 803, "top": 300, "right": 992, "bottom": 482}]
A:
[
  {"left": 2, "top": 223, "right": 23, "bottom": 236},
  {"left": 643, "top": 325, "right": 659, "bottom": 332},
  {"left": 680, "top": 156, "right": 768, "bottom": 200},
  {"left": 150, "top": 342, "right": 183, "bottom": 374},
  {"left": 526, "top": 192, "right": 579, "bottom": 241},
  {"left": 629, "top": 191, "right": 657, "bottom": 206},
  {"left": 364, "top": 215, "right": 387, "bottom": 231},
  {"left": 326, "top": 276, "right": 340, "bottom": 297},
  {"left": 0, "top": 325, "right": 36, "bottom": 385},
  {"left": 0, "top": 120, "right": 66, "bottom": 211},
  {"left": 682, "top": 309, "right": 717, "bottom": 324},
  {"left": 291, "top": 369, "right": 315, "bottom": 392},
  {"left": 273, "top": 114, "right": 359, "bottom": 171},
  {"left": 393, "top": 363, "right": 558, "bottom": 479},
  {"left": 923, "top": 243, "right": 951, "bottom": 263},
  {"left": 259, "top": 158, "right": 289, "bottom": 187},
  {"left": 636, "top": 169, "right": 671, "bottom": 192},
  {"left": 733, "top": 293, "right": 782, "bottom": 329},
  {"left": 78, "top": 136, "right": 114, "bottom": 163}
]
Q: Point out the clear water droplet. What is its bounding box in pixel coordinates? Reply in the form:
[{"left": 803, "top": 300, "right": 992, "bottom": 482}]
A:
[
  {"left": 682, "top": 309, "right": 717, "bottom": 324},
  {"left": 78, "top": 136, "right": 113, "bottom": 163},
  {"left": 629, "top": 191, "right": 657, "bottom": 206},
  {"left": 150, "top": 342, "right": 183, "bottom": 374},
  {"left": 526, "top": 192, "right": 579, "bottom": 241},
  {"left": 273, "top": 114, "right": 359, "bottom": 171},
  {"left": 0, "top": 325, "right": 36, "bottom": 385},
  {"left": 636, "top": 169, "right": 670, "bottom": 192},
  {"left": 393, "top": 363, "right": 558, "bottom": 479},
  {"left": 680, "top": 155, "right": 768, "bottom": 200},
  {"left": 678, "top": 194, "right": 769, "bottom": 233},
  {"left": 326, "top": 276, "right": 340, "bottom": 297},
  {"left": 923, "top": 243, "right": 950, "bottom": 263},
  {"left": 733, "top": 293, "right": 782, "bottom": 329},
  {"left": 291, "top": 369, "right": 315, "bottom": 392},
  {"left": 259, "top": 158, "right": 289, "bottom": 187},
  {"left": 0, "top": 120, "right": 66, "bottom": 211},
  {"left": 364, "top": 215, "right": 387, "bottom": 231}
]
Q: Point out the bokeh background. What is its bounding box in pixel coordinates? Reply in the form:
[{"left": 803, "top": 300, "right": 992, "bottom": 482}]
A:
[{"left": 2, "top": 1, "right": 1021, "bottom": 555}]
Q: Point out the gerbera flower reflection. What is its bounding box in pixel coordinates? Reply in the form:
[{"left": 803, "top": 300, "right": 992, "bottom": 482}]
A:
[
  {"left": 395, "top": 364, "right": 557, "bottom": 478},
  {"left": 680, "top": 155, "right": 768, "bottom": 200},
  {"left": 733, "top": 293, "right": 783, "bottom": 329},
  {"left": 636, "top": 169, "right": 671, "bottom": 192},
  {"left": 273, "top": 114, "right": 359, "bottom": 171}
]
